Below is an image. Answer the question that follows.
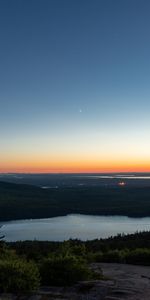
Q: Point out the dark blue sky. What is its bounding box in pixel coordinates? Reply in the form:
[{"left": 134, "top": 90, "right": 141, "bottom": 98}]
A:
[{"left": 1, "top": 0, "right": 150, "bottom": 172}]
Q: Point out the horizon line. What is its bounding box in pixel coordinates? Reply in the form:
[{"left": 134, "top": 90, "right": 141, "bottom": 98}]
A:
[{"left": 1, "top": 171, "right": 150, "bottom": 175}]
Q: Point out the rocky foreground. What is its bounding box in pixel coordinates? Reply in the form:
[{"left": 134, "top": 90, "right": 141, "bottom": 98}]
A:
[{"left": 1, "top": 263, "right": 150, "bottom": 300}]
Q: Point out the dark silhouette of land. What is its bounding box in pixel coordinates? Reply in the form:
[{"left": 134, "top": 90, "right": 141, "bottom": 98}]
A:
[{"left": 1, "top": 179, "right": 150, "bottom": 221}]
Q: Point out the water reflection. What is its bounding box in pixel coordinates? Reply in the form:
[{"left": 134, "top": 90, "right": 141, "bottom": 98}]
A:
[{"left": 1, "top": 214, "right": 150, "bottom": 242}]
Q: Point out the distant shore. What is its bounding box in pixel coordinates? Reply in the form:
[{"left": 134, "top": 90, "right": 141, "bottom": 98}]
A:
[{"left": 1, "top": 181, "right": 150, "bottom": 222}]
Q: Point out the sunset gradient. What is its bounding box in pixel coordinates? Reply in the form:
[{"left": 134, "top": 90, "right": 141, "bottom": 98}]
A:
[{"left": 1, "top": 0, "right": 150, "bottom": 173}]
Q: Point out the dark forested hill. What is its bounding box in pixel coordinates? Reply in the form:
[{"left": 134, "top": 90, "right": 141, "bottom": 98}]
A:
[{"left": 0, "top": 181, "right": 150, "bottom": 221}]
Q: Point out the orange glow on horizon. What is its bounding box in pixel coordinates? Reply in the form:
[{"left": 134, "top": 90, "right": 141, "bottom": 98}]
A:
[{"left": 1, "top": 157, "right": 150, "bottom": 173}]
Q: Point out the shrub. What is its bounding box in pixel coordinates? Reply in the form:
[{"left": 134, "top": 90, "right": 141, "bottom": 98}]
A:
[
  {"left": 0, "top": 258, "right": 40, "bottom": 292},
  {"left": 92, "top": 251, "right": 103, "bottom": 262},
  {"left": 40, "top": 254, "right": 90, "bottom": 286},
  {"left": 125, "top": 248, "right": 150, "bottom": 265},
  {"left": 102, "top": 250, "right": 123, "bottom": 263}
]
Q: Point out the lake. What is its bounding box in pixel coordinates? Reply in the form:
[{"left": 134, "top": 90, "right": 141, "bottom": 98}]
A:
[{"left": 1, "top": 214, "right": 150, "bottom": 241}]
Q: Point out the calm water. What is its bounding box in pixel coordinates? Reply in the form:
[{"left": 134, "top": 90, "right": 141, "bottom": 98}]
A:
[{"left": 1, "top": 214, "right": 150, "bottom": 241}]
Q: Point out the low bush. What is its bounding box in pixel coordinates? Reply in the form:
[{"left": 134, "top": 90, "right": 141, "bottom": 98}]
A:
[
  {"left": 125, "top": 248, "right": 150, "bottom": 265},
  {"left": 40, "top": 254, "right": 91, "bottom": 286},
  {"left": 0, "top": 258, "right": 40, "bottom": 292},
  {"left": 102, "top": 249, "right": 123, "bottom": 263},
  {"left": 92, "top": 251, "right": 103, "bottom": 262}
]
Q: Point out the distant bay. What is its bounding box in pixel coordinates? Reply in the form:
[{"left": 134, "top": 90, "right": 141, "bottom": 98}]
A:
[
  {"left": 1, "top": 173, "right": 150, "bottom": 188},
  {"left": 1, "top": 214, "right": 150, "bottom": 242}
]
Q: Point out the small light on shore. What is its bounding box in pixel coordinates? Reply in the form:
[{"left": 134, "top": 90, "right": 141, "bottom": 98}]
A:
[{"left": 118, "top": 181, "right": 126, "bottom": 186}]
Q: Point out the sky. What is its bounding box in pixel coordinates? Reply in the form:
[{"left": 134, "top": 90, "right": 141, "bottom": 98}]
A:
[{"left": 0, "top": 0, "right": 150, "bottom": 173}]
